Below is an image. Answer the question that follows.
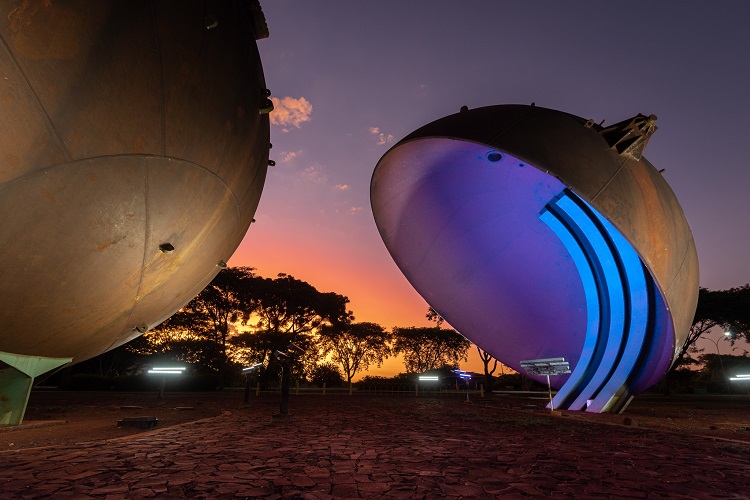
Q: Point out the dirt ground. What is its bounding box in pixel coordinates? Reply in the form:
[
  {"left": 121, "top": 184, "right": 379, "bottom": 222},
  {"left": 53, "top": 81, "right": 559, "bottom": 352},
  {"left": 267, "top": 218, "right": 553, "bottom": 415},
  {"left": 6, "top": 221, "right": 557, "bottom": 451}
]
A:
[
  {"left": 2, "top": 390, "right": 749, "bottom": 451},
  {"left": 0, "top": 390, "right": 235, "bottom": 450},
  {"left": 496, "top": 391, "right": 750, "bottom": 443}
]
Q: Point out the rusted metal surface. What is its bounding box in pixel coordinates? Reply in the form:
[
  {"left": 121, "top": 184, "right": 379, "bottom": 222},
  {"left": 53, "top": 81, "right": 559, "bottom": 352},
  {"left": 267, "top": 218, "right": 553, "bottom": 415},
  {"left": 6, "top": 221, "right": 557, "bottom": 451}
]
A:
[{"left": 0, "top": 0, "right": 269, "bottom": 363}]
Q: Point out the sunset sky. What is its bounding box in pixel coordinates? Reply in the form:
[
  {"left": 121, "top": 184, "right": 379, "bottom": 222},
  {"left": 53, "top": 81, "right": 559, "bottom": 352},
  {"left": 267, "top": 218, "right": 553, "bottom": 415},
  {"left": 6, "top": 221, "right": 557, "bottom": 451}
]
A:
[{"left": 229, "top": 1, "right": 750, "bottom": 377}]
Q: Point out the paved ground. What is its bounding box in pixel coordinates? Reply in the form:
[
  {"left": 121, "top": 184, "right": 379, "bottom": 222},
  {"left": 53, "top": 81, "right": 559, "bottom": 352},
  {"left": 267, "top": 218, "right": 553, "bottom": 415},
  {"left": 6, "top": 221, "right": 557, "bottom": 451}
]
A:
[{"left": 1, "top": 395, "right": 750, "bottom": 498}]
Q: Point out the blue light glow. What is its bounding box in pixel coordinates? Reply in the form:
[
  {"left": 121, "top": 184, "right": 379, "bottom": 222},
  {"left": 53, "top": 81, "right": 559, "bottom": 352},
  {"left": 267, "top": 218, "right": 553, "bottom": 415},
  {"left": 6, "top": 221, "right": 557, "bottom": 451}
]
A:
[
  {"left": 540, "top": 209, "right": 600, "bottom": 411},
  {"left": 585, "top": 212, "right": 649, "bottom": 412},
  {"left": 539, "top": 190, "right": 662, "bottom": 413}
]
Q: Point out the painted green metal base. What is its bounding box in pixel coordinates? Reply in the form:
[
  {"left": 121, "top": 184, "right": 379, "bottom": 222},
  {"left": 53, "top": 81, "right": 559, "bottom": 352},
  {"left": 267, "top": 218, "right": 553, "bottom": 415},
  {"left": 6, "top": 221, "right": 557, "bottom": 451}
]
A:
[{"left": 0, "top": 351, "right": 71, "bottom": 425}]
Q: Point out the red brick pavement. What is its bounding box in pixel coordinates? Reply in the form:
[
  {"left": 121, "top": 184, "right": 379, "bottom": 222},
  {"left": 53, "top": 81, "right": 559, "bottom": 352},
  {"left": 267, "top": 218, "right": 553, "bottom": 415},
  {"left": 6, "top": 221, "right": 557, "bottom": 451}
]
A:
[{"left": 1, "top": 396, "right": 749, "bottom": 498}]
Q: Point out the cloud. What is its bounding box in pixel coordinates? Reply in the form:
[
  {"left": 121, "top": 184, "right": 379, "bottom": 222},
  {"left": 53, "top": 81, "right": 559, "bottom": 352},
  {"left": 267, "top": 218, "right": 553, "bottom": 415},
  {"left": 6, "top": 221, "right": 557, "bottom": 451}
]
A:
[
  {"left": 280, "top": 150, "right": 302, "bottom": 163},
  {"left": 301, "top": 164, "right": 327, "bottom": 184},
  {"left": 335, "top": 184, "right": 350, "bottom": 191},
  {"left": 334, "top": 205, "right": 363, "bottom": 216},
  {"left": 369, "top": 126, "right": 395, "bottom": 146},
  {"left": 270, "top": 96, "right": 313, "bottom": 129}
]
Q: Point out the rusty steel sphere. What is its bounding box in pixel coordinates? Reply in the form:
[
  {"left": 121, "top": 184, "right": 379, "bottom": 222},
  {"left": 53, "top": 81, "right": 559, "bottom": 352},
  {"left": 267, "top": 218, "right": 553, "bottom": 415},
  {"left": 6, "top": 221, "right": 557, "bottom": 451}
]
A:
[{"left": 0, "top": 0, "right": 270, "bottom": 363}]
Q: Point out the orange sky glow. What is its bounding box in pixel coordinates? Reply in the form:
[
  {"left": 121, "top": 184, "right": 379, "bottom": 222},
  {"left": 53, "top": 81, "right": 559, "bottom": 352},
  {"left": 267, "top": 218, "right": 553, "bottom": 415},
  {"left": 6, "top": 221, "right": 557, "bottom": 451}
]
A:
[{"left": 228, "top": 220, "right": 505, "bottom": 380}]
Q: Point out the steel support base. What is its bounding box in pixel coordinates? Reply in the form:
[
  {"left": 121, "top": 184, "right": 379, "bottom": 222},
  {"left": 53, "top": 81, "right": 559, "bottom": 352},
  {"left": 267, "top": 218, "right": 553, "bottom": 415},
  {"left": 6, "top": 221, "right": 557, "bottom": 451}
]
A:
[{"left": 0, "top": 351, "right": 71, "bottom": 425}]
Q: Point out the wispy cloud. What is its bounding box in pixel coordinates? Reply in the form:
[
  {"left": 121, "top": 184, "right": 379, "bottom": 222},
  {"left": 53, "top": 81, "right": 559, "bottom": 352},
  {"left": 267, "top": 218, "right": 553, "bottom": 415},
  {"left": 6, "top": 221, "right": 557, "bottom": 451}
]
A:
[
  {"left": 335, "top": 184, "right": 350, "bottom": 191},
  {"left": 270, "top": 96, "right": 313, "bottom": 130},
  {"left": 369, "top": 126, "right": 394, "bottom": 146},
  {"left": 280, "top": 150, "right": 302, "bottom": 163},
  {"left": 301, "top": 164, "right": 327, "bottom": 184},
  {"left": 334, "top": 206, "right": 364, "bottom": 216}
]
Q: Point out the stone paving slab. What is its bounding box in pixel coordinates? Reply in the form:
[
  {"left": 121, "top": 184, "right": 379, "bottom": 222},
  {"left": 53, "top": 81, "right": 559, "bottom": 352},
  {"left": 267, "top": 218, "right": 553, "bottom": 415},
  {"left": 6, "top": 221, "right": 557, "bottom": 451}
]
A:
[{"left": 1, "top": 396, "right": 749, "bottom": 498}]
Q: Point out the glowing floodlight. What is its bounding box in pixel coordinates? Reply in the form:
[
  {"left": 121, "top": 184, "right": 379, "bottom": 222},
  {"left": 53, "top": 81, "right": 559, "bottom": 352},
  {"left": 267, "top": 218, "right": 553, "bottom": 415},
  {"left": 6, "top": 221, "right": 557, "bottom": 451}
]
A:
[
  {"left": 419, "top": 375, "right": 439, "bottom": 381},
  {"left": 147, "top": 366, "right": 186, "bottom": 401},
  {"left": 453, "top": 369, "right": 472, "bottom": 379},
  {"left": 371, "top": 105, "right": 699, "bottom": 413},
  {"left": 148, "top": 367, "right": 186, "bottom": 375},
  {"left": 729, "top": 374, "right": 750, "bottom": 382}
]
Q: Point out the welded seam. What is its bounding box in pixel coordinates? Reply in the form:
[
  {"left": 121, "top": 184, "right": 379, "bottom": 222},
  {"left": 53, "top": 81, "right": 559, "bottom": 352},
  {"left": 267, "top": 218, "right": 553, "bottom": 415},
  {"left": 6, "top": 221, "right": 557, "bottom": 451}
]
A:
[
  {"left": 589, "top": 156, "right": 628, "bottom": 203},
  {"left": 117, "top": 166, "right": 151, "bottom": 349},
  {"left": 0, "top": 154, "right": 241, "bottom": 212},
  {"left": 487, "top": 108, "right": 543, "bottom": 146},
  {"left": 0, "top": 31, "right": 72, "bottom": 161}
]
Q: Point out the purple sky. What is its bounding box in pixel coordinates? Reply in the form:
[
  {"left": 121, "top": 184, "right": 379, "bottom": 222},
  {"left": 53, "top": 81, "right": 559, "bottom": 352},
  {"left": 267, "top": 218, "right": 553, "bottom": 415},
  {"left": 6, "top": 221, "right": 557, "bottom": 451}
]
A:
[{"left": 230, "top": 1, "right": 750, "bottom": 369}]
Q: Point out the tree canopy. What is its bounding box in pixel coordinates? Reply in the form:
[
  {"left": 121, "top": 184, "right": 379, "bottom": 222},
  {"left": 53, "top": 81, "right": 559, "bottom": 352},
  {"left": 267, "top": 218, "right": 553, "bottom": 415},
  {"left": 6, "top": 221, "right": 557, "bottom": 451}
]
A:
[
  {"left": 674, "top": 285, "right": 750, "bottom": 370},
  {"left": 145, "top": 266, "right": 257, "bottom": 382},
  {"left": 392, "top": 326, "right": 470, "bottom": 373},
  {"left": 231, "top": 273, "right": 350, "bottom": 385},
  {"left": 319, "top": 321, "right": 392, "bottom": 387}
]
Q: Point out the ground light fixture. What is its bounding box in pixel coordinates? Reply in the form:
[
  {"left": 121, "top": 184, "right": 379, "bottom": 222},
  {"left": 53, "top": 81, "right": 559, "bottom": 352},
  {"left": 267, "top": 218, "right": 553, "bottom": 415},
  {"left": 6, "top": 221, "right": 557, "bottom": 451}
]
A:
[
  {"left": 147, "top": 366, "right": 186, "bottom": 401},
  {"left": 243, "top": 363, "right": 263, "bottom": 373},
  {"left": 453, "top": 369, "right": 472, "bottom": 402},
  {"left": 729, "top": 374, "right": 750, "bottom": 401},
  {"left": 705, "top": 331, "right": 733, "bottom": 394},
  {"left": 520, "top": 358, "right": 571, "bottom": 411},
  {"left": 242, "top": 363, "right": 263, "bottom": 405},
  {"left": 147, "top": 367, "right": 186, "bottom": 375}
]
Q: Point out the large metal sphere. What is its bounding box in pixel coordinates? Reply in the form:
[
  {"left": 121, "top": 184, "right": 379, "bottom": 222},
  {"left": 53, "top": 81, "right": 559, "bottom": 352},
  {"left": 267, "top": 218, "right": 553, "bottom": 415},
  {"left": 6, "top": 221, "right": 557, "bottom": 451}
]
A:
[
  {"left": 371, "top": 105, "right": 699, "bottom": 412},
  {"left": 0, "top": 1, "right": 269, "bottom": 363}
]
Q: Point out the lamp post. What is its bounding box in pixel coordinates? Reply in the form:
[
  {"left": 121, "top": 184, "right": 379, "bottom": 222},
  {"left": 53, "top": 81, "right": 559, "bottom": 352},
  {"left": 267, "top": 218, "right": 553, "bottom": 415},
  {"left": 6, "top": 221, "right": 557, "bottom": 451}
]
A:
[
  {"left": 147, "top": 366, "right": 186, "bottom": 401},
  {"left": 704, "top": 331, "right": 732, "bottom": 394},
  {"left": 242, "top": 363, "right": 263, "bottom": 405}
]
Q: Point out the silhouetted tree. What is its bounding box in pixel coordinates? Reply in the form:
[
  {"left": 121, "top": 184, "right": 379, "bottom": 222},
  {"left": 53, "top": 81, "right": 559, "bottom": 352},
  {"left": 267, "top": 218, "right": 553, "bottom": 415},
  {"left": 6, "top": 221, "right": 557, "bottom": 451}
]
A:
[
  {"left": 309, "top": 362, "right": 344, "bottom": 388},
  {"left": 146, "top": 267, "right": 258, "bottom": 385},
  {"left": 425, "top": 307, "right": 501, "bottom": 393},
  {"left": 393, "top": 326, "right": 470, "bottom": 373},
  {"left": 232, "top": 273, "right": 349, "bottom": 387},
  {"left": 672, "top": 285, "right": 750, "bottom": 372},
  {"left": 476, "top": 346, "right": 499, "bottom": 394},
  {"left": 319, "top": 321, "right": 392, "bottom": 392},
  {"left": 426, "top": 306, "right": 445, "bottom": 328}
]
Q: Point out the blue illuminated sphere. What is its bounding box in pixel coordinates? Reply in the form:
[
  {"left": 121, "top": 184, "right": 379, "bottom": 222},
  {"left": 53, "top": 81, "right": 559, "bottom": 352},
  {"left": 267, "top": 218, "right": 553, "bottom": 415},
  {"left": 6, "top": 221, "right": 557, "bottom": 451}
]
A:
[{"left": 371, "top": 105, "right": 698, "bottom": 413}]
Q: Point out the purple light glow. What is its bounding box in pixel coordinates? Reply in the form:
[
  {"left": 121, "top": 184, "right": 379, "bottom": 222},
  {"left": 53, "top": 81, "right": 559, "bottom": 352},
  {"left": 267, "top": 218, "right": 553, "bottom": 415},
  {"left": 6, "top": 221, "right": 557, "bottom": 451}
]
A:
[{"left": 372, "top": 105, "right": 698, "bottom": 412}]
